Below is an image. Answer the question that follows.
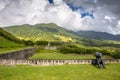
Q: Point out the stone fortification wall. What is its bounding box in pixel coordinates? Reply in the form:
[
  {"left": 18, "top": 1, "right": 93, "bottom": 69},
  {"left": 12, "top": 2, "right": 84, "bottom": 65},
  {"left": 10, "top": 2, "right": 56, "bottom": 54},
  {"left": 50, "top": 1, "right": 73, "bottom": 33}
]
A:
[
  {"left": 0, "top": 48, "right": 35, "bottom": 59},
  {"left": 0, "top": 59, "right": 119, "bottom": 66}
]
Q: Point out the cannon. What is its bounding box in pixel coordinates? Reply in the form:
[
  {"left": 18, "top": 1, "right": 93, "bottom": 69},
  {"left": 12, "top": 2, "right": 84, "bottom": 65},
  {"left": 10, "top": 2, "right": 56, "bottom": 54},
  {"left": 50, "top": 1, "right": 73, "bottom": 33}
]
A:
[{"left": 92, "top": 52, "right": 105, "bottom": 69}]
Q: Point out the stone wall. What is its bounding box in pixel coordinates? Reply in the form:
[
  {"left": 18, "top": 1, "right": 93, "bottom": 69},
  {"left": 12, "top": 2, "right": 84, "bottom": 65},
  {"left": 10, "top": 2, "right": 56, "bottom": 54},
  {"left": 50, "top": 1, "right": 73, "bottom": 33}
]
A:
[
  {"left": 0, "top": 59, "right": 119, "bottom": 66},
  {"left": 0, "top": 48, "right": 119, "bottom": 66},
  {"left": 0, "top": 48, "right": 35, "bottom": 59}
]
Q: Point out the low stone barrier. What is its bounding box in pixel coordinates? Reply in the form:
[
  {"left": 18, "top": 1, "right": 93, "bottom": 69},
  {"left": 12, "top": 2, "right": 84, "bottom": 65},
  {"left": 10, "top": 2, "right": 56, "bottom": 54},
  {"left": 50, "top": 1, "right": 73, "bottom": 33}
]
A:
[
  {"left": 0, "top": 48, "right": 35, "bottom": 59},
  {"left": 0, "top": 59, "right": 119, "bottom": 66}
]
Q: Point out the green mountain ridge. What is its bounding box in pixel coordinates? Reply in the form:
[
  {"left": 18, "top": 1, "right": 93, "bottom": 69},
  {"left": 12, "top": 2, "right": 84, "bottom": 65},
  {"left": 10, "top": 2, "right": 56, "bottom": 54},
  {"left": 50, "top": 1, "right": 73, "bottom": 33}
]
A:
[
  {"left": 75, "top": 31, "right": 120, "bottom": 41},
  {"left": 2, "top": 23, "right": 120, "bottom": 48},
  {"left": 3, "top": 23, "right": 80, "bottom": 42}
]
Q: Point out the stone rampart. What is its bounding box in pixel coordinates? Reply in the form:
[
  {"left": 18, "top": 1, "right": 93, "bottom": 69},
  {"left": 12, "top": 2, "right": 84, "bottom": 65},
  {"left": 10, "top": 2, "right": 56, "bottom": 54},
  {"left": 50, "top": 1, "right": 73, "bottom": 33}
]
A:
[
  {"left": 0, "top": 59, "right": 119, "bottom": 66},
  {"left": 0, "top": 48, "right": 35, "bottom": 59}
]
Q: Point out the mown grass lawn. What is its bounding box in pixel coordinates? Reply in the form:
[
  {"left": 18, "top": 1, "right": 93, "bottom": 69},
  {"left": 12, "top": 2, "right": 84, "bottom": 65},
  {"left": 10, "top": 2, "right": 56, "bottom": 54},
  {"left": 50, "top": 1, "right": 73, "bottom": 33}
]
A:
[
  {"left": 0, "top": 63, "right": 120, "bottom": 80},
  {"left": 29, "top": 49, "right": 113, "bottom": 59},
  {"left": 0, "top": 47, "right": 31, "bottom": 54}
]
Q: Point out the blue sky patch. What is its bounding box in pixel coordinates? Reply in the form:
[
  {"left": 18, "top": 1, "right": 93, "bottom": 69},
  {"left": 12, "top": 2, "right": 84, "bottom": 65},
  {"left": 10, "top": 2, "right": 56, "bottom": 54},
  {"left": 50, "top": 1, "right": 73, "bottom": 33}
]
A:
[
  {"left": 48, "top": 0, "right": 54, "bottom": 4},
  {"left": 67, "top": 4, "right": 95, "bottom": 19},
  {"left": 67, "top": 4, "right": 85, "bottom": 11},
  {"left": 81, "top": 12, "right": 94, "bottom": 19}
]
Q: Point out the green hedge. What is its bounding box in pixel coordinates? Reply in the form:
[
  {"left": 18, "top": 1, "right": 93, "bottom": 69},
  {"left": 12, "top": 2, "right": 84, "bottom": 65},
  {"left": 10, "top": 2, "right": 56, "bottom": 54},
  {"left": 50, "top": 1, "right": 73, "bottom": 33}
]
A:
[
  {"left": 111, "top": 49, "right": 120, "bottom": 59},
  {"left": 35, "top": 41, "right": 63, "bottom": 46},
  {"left": 22, "top": 40, "right": 34, "bottom": 46},
  {"left": 59, "top": 44, "right": 120, "bottom": 58},
  {"left": 35, "top": 41, "right": 48, "bottom": 45},
  {"left": 59, "top": 45, "right": 96, "bottom": 54}
]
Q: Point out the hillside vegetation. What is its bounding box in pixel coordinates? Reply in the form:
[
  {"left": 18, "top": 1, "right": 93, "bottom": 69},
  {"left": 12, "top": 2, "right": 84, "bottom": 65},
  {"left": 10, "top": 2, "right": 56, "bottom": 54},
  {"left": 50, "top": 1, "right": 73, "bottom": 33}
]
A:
[
  {"left": 0, "top": 28, "right": 22, "bottom": 43},
  {"left": 0, "top": 28, "right": 25, "bottom": 54},
  {"left": 1, "top": 23, "right": 120, "bottom": 58},
  {"left": 3, "top": 23, "right": 79, "bottom": 42},
  {"left": 76, "top": 31, "right": 120, "bottom": 40},
  {"left": 0, "top": 28, "right": 24, "bottom": 48},
  {"left": 3, "top": 23, "right": 120, "bottom": 48}
]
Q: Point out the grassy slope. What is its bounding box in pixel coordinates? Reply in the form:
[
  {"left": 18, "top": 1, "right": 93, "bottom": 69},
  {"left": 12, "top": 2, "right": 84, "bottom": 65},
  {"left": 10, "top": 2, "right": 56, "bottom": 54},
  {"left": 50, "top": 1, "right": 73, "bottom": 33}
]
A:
[
  {"left": 3, "top": 23, "right": 80, "bottom": 42},
  {"left": 29, "top": 49, "right": 113, "bottom": 59},
  {"left": 0, "top": 28, "right": 25, "bottom": 54},
  {"left": 0, "top": 27, "right": 24, "bottom": 48},
  {"left": 3, "top": 23, "right": 120, "bottom": 48},
  {"left": 0, "top": 63, "right": 120, "bottom": 80},
  {"left": 0, "top": 36, "right": 23, "bottom": 48},
  {"left": 0, "top": 28, "right": 22, "bottom": 43}
]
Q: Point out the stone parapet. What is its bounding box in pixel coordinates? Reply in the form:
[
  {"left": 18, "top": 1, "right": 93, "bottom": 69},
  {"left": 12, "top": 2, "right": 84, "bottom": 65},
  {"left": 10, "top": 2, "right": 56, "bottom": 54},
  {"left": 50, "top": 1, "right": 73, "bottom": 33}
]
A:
[
  {"left": 0, "top": 48, "right": 35, "bottom": 59},
  {"left": 0, "top": 59, "right": 119, "bottom": 66}
]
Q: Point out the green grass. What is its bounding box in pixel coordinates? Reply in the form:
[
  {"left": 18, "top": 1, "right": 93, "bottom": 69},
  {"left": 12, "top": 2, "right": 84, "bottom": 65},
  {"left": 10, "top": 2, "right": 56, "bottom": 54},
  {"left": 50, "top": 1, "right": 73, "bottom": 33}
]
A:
[
  {"left": 0, "top": 28, "right": 26, "bottom": 54},
  {"left": 0, "top": 63, "right": 120, "bottom": 80},
  {"left": 0, "top": 34, "right": 25, "bottom": 54},
  {"left": 0, "top": 36, "right": 24, "bottom": 48},
  {"left": 0, "top": 47, "right": 29, "bottom": 54},
  {"left": 30, "top": 49, "right": 113, "bottom": 59}
]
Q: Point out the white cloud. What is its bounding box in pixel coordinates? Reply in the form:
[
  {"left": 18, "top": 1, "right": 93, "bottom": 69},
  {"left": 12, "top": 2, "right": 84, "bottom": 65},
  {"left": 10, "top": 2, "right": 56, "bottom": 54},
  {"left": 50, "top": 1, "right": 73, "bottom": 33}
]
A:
[
  {"left": 0, "top": 0, "right": 84, "bottom": 31},
  {"left": 116, "top": 20, "right": 120, "bottom": 34},
  {"left": 54, "top": 0, "right": 63, "bottom": 5},
  {"left": 118, "top": 20, "right": 120, "bottom": 26},
  {"left": 105, "top": 16, "right": 115, "bottom": 22},
  {"left": 106, "top": 20, "right": 120, "bottom": 35},
  {"left": 0, "top": 0, "right": 120, "bottom": 34}
]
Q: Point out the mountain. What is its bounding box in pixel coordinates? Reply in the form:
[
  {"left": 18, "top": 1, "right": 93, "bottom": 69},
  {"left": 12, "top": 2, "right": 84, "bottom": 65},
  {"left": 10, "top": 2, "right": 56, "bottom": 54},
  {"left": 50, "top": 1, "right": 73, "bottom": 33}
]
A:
[
  {"left": 2, "top": 23, "right": 120, "bottom": 48},
  {"left": 3, "top": 23, "right": 81, "bottom": 42},
  {"left": 75, "top": 31, "right": 120, "bottom": 41},
  {"left": 0, "top": 28, "right": 24, "bottom": 48}
]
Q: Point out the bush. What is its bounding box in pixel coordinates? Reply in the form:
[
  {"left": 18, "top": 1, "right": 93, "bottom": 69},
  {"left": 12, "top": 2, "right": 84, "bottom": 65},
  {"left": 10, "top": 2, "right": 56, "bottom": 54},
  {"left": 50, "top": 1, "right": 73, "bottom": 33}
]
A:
[
  {"left": 23, "top": 40, "right": 34, "bottom": 46},
  {"left": 51, "top": 42, "right": 63, "bottom": 46},
  {"left": 35, "top": 41, "right": 48, "bottom": 45},
  {"left": 60, "top": 45, "right": 116, "bottom": 56},
  {"left": 35, "top": 46, "right": 44, "bottom": 52},
  {"left": 111, "top": 49, "right": 120, "bottom": 59},
  {"left": 35, "top": 41, "right": 63, "bottom": 46},
  {"left": 59, "top": 45, "right": 96, "bottom": 54},
  {"left": 99, "top": 49, "right": 111, "bottom": 55},
  {"left": 59, "top": 44, "right": 120, "bottom": 59}
]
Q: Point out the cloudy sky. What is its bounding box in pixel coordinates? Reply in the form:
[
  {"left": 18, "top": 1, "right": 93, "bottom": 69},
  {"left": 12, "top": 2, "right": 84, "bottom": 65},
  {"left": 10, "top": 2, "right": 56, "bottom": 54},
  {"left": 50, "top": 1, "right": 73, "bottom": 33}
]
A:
[{"left": 0, "top": 0, "right": 120, "bottom": 34}]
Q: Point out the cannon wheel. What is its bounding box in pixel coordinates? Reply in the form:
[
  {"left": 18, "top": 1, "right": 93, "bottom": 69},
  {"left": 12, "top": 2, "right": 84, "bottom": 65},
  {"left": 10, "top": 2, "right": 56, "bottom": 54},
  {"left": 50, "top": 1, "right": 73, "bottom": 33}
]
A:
[{"left": 92, "top": 59, "right": 105, "bottom": 69}]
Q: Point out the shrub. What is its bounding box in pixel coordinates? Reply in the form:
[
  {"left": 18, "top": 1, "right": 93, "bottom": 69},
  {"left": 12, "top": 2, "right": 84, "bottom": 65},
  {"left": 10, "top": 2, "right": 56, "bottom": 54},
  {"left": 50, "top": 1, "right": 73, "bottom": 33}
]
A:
[
  {"left": 51, "top": 41, "right": 63, "bottom": 46},
  {"left": 99, "top": 49, "right": 111, "bottom": 55},
  {"left": 54, "top": 44, "right": 120, "bottom": 59},
  {"left": 59, "top": 44, "right": 120, "bottom": 59},
  {"left": 59, "top": 45, "right": 95, "bottom": 54},
  {"left": 35, "top": 41, "right": 48, "bottom": 45},
  {"left": 111, "top": 49, "right": 120, "bottom": 59},
  {"left": 23, "top": 40, "right": 34, "bottom": 46}
]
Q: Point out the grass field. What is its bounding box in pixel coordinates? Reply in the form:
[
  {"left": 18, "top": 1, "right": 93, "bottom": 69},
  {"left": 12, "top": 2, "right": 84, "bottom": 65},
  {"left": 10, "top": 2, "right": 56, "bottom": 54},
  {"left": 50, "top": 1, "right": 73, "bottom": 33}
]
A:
[
  {"left": 0, "top": 36, "right": 24, "bottom": 48},
  {"left": 0, "top": 63, "right": 120, "bottom": 80},
  {"left": 29, "top": 49, "right": 113, "bottom": 59},
  {"left": 0, "top": 47, "right": 29, "bottom": 54}
]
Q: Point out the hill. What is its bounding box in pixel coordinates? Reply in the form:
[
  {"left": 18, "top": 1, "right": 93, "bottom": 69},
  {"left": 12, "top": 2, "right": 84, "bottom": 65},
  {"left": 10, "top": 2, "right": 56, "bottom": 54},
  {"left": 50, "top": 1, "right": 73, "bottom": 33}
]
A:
[
  {"left": 0, "top": 28, "right": 24, "bottom": 48},
  {"left": 3, "top": 23, "right": 80, "bottom": 42},
  {"left": 2, "top": 23, "right": 120, "bottom": 48},
  {"left": 75, "top": 31, "right": 120, "bottom": 41}
]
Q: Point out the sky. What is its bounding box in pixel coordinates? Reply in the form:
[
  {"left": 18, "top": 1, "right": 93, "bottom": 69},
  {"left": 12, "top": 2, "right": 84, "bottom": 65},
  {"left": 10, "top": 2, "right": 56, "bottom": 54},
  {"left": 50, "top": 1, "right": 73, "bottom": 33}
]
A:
[{"left": 0, "top": 0, "right": 120, "bottom": 34}]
